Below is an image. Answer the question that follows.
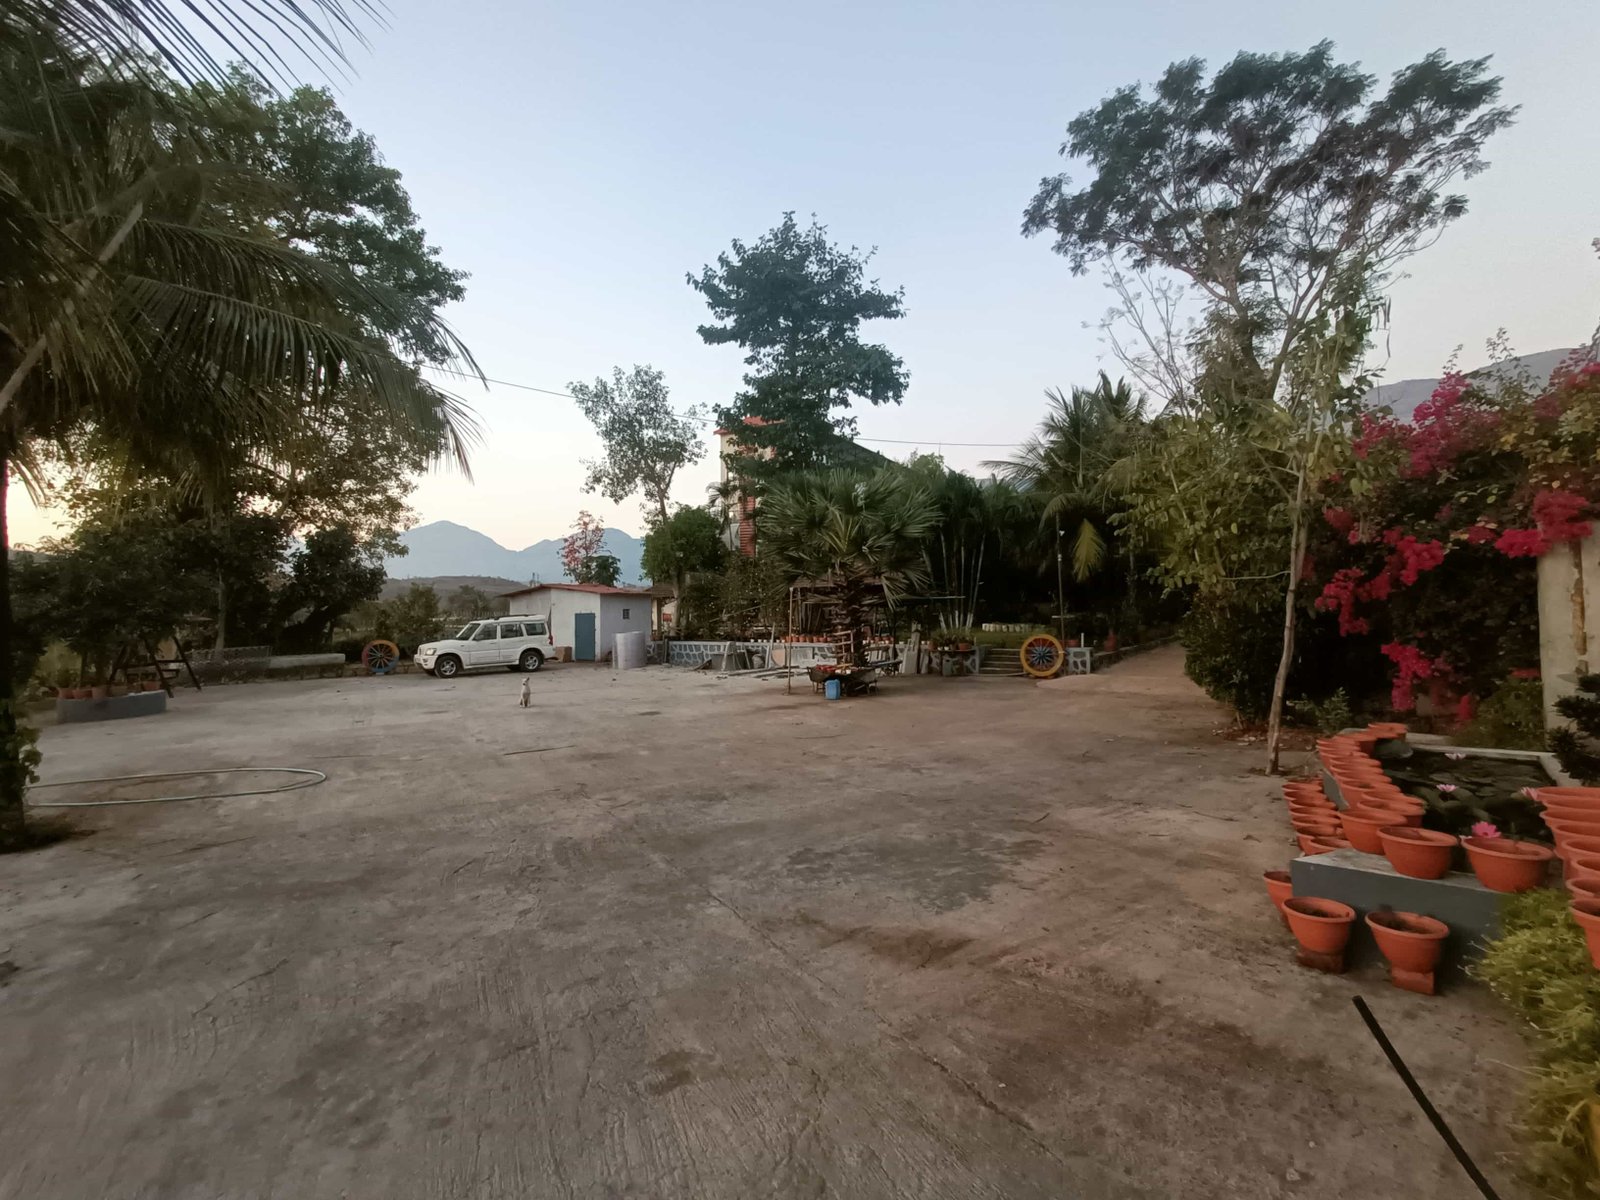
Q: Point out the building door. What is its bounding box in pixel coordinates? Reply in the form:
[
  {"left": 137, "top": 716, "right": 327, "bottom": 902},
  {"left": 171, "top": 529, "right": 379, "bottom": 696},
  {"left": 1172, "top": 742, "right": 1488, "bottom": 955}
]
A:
[{"left": 574, "top": 611, "right": 596, "bottom": 661}]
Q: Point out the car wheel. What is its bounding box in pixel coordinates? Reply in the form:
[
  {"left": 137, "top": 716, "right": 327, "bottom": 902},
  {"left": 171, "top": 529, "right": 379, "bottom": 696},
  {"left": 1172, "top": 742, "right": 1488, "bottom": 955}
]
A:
[
  {"left": 520, "top": 649, "right": 545, "bottom": 673},
  {"left": 435, "top": 655, "right": 462, "bottom": 679}
]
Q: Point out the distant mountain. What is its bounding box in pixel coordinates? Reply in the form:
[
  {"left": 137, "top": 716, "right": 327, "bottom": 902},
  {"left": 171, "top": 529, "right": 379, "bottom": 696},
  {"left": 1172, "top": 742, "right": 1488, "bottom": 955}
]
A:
[
  {"left": 378, "top": 575, "right": 524, "bottom": 603},
  {"left": 384, "top": 521, "right": 645, "bottom": 586},
  {"left": 1364, "top": 348, "right": 1576, "bottom": 422}
]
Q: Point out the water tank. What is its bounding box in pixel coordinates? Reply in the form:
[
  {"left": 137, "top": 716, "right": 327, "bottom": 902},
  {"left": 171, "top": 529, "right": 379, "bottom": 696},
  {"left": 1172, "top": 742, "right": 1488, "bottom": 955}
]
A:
[{"left": 614, "top": 630, "right": 647, "bottom": 670}]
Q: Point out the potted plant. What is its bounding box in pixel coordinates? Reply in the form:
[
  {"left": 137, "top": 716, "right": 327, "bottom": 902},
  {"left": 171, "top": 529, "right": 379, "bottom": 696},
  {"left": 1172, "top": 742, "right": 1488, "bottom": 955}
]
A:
[
  {"left": 1366, "top": 909, "right": 1449, "bottom": 991},
  {"left": 1283, "top": 897, "right": 1357, "bottom": 955},
  {"left": 1463, "top": 829, "right": 1553, "bottom": 892},
  {"left": 1571, "top": 900, "right": 1600, "bottom": 970},
  {"left": 1262, "top": 869, "right": 1293, "bottom": 925},
  {"left": 1377, "top": 827, "right": 1458, "bottom": 879}
]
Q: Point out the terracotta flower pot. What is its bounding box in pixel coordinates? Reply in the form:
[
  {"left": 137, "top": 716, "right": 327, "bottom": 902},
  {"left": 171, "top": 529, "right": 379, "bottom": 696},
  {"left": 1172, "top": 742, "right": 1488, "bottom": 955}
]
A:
[
  {"left": 1463, "top": 836, "right": 1553, "bottom": 893},
  {"left": 1366, "top": 722, "right": 1409, "bottom": 740},
  {"left": 1339, "top": 809, "right": 1392, "bottom": 854},
  {"left": 1298, "top": 833, "right": 1350, "bottom": 855},
  {"left": 1537, "top": 787, "right": 1600, "bottom": 809},
  {"left": 1263, "top": 869, "right": 1293, "bottom": 925},
  {"left": 1547, "top": 819, "right": 1600, "bottom": 847},
  {"left": 1566, "top": 854, "right": 1600, "bottom": 883},
  {"left": 1378, "top": 827, "right": 1459, "bottom": 880},
  {"left": 1366, "top": 910, "right": 1448, "bottom": 974},
  {"left": 1570, "top": 900, "right": 1600, "bottom": 970},
  {"left": 1283, "top": 897, "right": 1357, "bottom": 955},
  {"left": 1293, "top": 820, "right": 1342, "bottom": 838},
  {"left": 1567, "top": 877, "right": 1600, "bottom": 904},
  {"left": 89, "top": 685, "right": 109, "bottom": 700},
  {"left": 1558, "top": 836, "right": 1600, "bottom": 865}
]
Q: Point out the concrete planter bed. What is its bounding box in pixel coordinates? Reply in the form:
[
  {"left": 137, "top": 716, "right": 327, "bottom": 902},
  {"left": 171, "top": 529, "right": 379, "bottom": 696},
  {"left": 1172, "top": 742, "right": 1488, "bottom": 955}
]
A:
[
  {"left": 1280, "top": 727, "right": 1579, "bottom": 987},
  {"left": 55, "top": 689, "right": 167, "bottom": 724}
]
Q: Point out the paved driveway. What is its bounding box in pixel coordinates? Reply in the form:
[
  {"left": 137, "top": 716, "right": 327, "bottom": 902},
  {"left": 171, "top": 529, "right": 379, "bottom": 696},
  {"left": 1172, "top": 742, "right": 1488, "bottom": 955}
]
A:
[{"left": 0, "top": 649, "right": 1525, "bottom": 1198}]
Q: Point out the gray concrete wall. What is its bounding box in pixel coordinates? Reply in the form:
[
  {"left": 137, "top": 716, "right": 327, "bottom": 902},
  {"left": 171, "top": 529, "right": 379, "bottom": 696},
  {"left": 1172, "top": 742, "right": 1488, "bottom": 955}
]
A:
[{"left": 1538, "top": 530, "right": 1600, "bottom": 723}]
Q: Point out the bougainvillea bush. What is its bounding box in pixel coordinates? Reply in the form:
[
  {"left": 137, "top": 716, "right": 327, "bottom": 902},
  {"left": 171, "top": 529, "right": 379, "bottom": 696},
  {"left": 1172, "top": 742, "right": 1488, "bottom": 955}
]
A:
[{"left": 1310, "top": 348, "right": 1600, "bottom": 716}]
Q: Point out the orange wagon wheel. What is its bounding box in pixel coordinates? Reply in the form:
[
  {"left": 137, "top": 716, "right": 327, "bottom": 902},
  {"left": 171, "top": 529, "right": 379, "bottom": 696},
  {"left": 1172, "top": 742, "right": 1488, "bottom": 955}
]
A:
[
  {"left": 362, "top": 639, "right": 400, "bottom": 675},
  {"left": 1019, "top": 634, "right": 1064, "bottom": 679}
]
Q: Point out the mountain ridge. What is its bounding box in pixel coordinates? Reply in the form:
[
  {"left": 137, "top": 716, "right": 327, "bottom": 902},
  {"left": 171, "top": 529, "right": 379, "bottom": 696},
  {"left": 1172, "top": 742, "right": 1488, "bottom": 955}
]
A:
[{"left": 385, "top": 520, "right": 646, "bottom": 585}]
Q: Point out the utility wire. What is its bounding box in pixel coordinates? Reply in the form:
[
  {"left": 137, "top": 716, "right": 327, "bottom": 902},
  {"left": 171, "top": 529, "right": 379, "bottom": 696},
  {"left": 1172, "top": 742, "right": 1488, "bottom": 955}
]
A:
[{"left": 423, "top": 364, "right": 1026, "bottom": 450}]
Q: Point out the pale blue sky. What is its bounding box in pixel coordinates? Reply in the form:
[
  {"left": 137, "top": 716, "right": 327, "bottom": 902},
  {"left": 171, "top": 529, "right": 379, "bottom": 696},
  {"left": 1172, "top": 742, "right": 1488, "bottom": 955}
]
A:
[{"left": 17, "top": 0, "right": 1600, "bottom": 547}]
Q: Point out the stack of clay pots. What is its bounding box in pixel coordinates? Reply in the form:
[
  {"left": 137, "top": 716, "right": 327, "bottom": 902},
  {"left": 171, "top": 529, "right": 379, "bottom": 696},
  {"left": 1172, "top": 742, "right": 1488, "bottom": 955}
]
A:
[
  {"left": 1534, "top": 787, "right": 1600, "bottom": 968},
  {"left": 1283, "top": 778, "right": 1348, "bottom": 854},
  {"left": 1272, "top": 723, "right": 1451, "bottom": 991}
]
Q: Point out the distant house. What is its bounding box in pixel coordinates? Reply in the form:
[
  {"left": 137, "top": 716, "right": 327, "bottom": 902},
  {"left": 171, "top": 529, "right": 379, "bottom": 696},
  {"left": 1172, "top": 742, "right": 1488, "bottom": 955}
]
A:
[
  {"left": 1364, "top": 348, "right": 1576, "bottom": 422},
  {"left": 500, "top": 582, "right": 652, "bottom": 662}
]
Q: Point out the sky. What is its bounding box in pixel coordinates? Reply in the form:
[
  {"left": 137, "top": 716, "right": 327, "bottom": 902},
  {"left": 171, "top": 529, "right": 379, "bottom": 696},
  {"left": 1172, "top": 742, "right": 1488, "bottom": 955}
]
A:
[{"left": 15, "top": 0, "right": 1600, "bottom": 548}]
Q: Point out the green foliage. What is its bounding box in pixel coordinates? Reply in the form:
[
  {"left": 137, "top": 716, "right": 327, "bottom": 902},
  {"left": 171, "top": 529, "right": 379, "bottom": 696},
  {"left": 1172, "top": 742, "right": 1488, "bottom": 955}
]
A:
[
  {"left": 718, "top": 555, "right": 789, "bottom": 638},
  {"left": 15, "top": 511, "right": 213, "bottom": 684},
  {"left": 1456, "top": 677, "right": 1547, "bottom": 751},
  {"left": 1286, "top": 689, "right": 1354, "bottom": 737},
  {"left": 385, "top": 585, "right": 446, "bottom": 651},
  {"left": 1477, "top": 891, "right": 1600, "bottom": 1197},
  {"left": 1181, "top": 588, "right": 1374, "bottom": 722},
  {"left": 689, "top": 213, "right": 906, "bottom": 478},
  {"left": 1552, "top": 674, "right": 1600, "bottom": 785},
  {"left": 568, "top": 365, "right": 705, "bottom": 524},
  {"left": 276, "top": 525, "right": 386, "bottom": 650},
  {"left": 642, "top": 506, "right": 727, "bottom": 589},
  {"left": 573, "top": 554, "right": 622, "bottom": 588},
  {"left": 987, "top": 374, "right": 1146, "bottom": 584},
  {"left": 444, "top": 585, "right": 500, "bottom": 620},
  {"left": 1024, "top": 42, "right": 1514, "bottom": 405},
  {"left": 904, "top": 455, "right": 1036, "bottom": 629},
  {"left": 760, "top": 467, "right": 938, "bottom": 664}
]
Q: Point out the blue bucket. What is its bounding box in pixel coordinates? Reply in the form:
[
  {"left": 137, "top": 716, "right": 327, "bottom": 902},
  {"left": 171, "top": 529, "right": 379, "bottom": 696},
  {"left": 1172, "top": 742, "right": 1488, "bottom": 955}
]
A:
[{"left": 824, "top": 678, "right": 842, "bottom": 700}]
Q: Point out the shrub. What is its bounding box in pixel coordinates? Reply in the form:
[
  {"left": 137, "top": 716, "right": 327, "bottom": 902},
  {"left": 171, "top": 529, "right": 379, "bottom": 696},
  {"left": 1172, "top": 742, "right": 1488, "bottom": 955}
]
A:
[
  {"left": 1457, "top": 677, "right": 1547, "bottom": 750},
  {"left": 1286, "top": 689, "right": 1354, "bottom": 736},
  {"left": 1181, "top": 589, "right": 1375, "bottom": 721},
  {"left": 1551, "top": 673, "right": 1600, "bottom": 784},
  {"left": 1477, "top": 891, "right": 1600, "bottom": 1197}
]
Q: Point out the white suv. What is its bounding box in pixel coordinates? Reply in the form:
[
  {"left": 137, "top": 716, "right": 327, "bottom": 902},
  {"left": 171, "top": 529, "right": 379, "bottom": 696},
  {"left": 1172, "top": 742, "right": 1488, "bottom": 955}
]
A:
[{"left": 416, "top": 616, "right": 552, "bottom": 678}]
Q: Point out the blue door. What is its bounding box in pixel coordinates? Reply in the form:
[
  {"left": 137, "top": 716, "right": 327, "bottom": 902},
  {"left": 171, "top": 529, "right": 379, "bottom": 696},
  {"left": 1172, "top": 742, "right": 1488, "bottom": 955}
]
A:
[{"left": 574, "top": 612, "right": 596, "bottom": 661}]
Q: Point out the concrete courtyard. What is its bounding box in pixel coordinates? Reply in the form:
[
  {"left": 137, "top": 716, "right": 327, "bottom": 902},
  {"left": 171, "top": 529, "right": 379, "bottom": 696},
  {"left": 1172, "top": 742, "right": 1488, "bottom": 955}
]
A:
[{"left": 1, "top": 648, "right": 1527, "bottom": 1198}]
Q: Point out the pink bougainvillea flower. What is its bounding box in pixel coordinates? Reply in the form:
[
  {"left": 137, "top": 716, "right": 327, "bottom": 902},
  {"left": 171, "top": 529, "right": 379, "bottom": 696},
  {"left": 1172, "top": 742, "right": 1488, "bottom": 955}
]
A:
[{"left": 1470, "top": 821, "right": 1501, "bottom": 840}]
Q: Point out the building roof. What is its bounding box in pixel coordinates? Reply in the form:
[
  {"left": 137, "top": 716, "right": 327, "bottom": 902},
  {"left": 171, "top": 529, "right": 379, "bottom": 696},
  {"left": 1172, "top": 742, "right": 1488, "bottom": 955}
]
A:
[{"left": 500, "top": 581, "right": 653, "bottom": 598}]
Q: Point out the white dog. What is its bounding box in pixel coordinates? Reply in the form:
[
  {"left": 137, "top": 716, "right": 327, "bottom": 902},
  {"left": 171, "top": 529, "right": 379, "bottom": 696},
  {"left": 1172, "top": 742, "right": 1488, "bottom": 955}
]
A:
[{"left": 519, "top": 677, "right": 532, "bottom": 707}]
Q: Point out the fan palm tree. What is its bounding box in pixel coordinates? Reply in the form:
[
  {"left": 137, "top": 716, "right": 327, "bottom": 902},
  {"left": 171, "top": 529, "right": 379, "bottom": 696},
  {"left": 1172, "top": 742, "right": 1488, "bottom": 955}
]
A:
[
  {"left": 985, "top": 373, "right": 1146, "bottom": 582},
  {"left": 0, "top": 13, "right": 478, "bottom": 848},
  {"left": 760, "top": 469, "right": 938, "bottom": 665}
]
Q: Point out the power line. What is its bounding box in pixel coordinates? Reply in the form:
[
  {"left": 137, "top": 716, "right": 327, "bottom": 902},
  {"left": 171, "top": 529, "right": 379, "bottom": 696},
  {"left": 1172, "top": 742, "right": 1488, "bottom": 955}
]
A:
[{"left": 423, "top": 364, "right": 1025, "bottom": 450}]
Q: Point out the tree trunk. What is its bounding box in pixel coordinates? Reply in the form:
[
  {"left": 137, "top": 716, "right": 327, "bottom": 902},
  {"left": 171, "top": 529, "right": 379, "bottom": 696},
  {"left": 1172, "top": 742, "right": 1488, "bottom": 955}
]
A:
[
  {"left": 1266, "top": 504, "right": 1310, "bottom": 775},
  {"left": 214, "top": 570, "right": 228, "bottom": 652},
  {"left": 0, "top": 449, "right": 26, "bottom": 849}
]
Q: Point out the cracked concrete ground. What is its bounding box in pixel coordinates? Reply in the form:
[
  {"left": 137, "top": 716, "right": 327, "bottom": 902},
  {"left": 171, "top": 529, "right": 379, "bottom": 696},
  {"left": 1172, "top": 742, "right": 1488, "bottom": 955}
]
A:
[{"left": 0, "top": 647, "right": 1527, "bottom": 1198}]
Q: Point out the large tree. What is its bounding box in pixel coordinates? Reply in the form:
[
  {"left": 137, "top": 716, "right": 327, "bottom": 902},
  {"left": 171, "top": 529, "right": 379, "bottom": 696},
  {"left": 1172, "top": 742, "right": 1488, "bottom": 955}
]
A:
[
  {"left": 0, "top": 14, "right": 476, "bottom": 848},
  {"left": 689, "top": 213, "right": 907, "bottom": 479},
  {"left": 568, "top": 365, "right": 705, "bottom": 526},
  {"left": 641, "top": 505, "right": 727, "bottom": 598},
  {"left": 1023, "top": 42, "right": 1515, "bottom": 412},
  {"left": 1024, "top": 44, "right": 1514, "bottom": 768}
]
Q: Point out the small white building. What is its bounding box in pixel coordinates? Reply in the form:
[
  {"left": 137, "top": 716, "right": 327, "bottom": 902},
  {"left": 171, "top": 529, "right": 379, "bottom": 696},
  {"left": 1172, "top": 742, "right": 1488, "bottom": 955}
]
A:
[{"left": 500, "top": 582, "right": 653, "bottom": 662}]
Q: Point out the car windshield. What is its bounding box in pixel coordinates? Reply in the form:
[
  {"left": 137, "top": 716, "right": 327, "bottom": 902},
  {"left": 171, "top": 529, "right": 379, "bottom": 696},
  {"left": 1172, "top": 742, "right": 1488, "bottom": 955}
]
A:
[{"left": 453, "top": 623, "right": 480, "bottom": 641}]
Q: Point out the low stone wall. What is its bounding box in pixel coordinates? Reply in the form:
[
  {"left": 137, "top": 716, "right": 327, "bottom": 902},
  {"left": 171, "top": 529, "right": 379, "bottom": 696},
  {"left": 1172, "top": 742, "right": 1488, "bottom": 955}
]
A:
[{"left": 56, "top": 690, "right": 167, "bottom": 724}]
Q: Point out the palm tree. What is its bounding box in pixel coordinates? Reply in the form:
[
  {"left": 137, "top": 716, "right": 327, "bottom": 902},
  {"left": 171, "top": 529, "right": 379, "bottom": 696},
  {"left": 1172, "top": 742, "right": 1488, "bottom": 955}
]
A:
[
  {"left": 986, "top": 373, "right": 1146, "bottom": 582},
  {"left": 0, "top": 14, "right": 477, "bottom": 848},
  {"left": 760, "top": 469, "right": 938, "bottom": 665}
]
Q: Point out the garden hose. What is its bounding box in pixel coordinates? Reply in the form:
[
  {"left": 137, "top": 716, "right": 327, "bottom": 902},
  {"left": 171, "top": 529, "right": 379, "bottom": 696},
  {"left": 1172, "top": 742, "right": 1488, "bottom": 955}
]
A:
[{"left": 25, "top": 767, "right": 327, "bottom": 808}]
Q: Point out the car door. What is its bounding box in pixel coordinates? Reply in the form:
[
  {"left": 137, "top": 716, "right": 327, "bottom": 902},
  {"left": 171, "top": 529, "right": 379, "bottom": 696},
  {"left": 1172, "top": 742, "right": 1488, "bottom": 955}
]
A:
[
  {"left": 466, "top": 622, "right": 500, "bottom": 667},
  {"left": 498, "top": 622, "right": 526, "bottom": 665}
]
